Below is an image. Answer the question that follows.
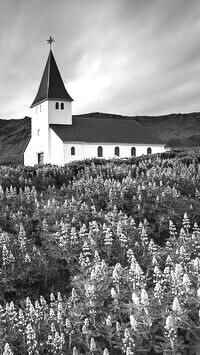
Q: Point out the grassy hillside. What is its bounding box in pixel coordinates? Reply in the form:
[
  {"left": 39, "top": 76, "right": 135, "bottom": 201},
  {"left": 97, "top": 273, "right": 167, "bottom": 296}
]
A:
[
  {"left": 1, "top": 111, "right": 200, "bottom": 164},
  {"left": 0, "top": 117, "right": 31, "bottom": 164}
]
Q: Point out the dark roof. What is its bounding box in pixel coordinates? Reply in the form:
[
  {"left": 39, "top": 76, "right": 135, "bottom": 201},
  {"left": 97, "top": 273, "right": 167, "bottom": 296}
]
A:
[
  {"left": 30, "top": 50, "right": 73, "bottom": 108},
  {"left": 50, "top": 115, "right": 163, "bottom": 144}
]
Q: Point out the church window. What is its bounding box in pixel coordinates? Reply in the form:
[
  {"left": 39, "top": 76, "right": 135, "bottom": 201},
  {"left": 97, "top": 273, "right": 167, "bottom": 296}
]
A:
[
  {"left": 71, "top": 147, "right": 75, "bottom": 155},
  {"left": 61, "top": 102, "right": 64, "bottom": 110},
  {"left": 147, "top": 147, "right": 152, "bottom": 155},
  {"left": 131, "top": 147, "right": 136, "bottom": 157},
  {"left": 40, "top": 105, "right": 41, "bottom": 112},
  {"left": 38, "top": 152, "right": 44, "bottom": 164},
  {"left": 55, "top": 102, "right": 59, "bottom": 109},
  {"left": 115, "top": 146, "right": 120, "bottom": 157},
  {"left": 97, "top": 146, "right": 103, "bottom": 157}
]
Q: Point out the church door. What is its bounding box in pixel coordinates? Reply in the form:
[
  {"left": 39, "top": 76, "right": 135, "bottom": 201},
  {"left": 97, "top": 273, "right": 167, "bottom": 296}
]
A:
[{"left": 38, "top": 152, "right": 44, "bottom": 164}]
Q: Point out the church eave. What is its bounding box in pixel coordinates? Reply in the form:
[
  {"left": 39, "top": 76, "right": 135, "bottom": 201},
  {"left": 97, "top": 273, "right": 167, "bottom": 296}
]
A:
[{"left": 30, "top": 96, "right": 73, "bottom": 108}]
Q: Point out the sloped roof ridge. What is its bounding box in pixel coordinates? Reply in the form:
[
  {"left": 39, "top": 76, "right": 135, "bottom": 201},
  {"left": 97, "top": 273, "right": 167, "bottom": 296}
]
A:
[
  {"left": 30, "top": 50, "right": 73, "bottom": 108},
  {"left": 72, "top": 111, "right": 200, "bottom": 120}
]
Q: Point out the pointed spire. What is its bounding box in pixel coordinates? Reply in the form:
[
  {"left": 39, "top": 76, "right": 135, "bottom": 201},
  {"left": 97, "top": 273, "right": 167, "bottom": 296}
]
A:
[{"left": 30, "top": 50, "right": 73, "bottom": 108}]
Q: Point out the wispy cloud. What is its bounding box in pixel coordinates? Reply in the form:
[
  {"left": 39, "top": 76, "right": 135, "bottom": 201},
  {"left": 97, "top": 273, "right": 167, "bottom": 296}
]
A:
[{"left": 0, "top": 0, "right": 200, "bottom": 118}]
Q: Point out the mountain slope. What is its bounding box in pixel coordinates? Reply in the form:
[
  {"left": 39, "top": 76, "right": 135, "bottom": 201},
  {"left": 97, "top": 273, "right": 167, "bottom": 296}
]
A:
[{"left": 0, "top": 117, "right": 31, "bottom": 164}]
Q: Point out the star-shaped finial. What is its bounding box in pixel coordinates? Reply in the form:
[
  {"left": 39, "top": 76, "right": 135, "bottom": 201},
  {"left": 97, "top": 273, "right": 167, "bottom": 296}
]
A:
[{"left": 47, "top": 36, "right": 55, "bottom": 49}]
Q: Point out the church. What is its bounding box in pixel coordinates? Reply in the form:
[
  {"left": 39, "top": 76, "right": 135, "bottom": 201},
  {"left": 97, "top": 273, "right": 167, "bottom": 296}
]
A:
[{"left": 24, "top": 46, "right": 165, "bottom": 166}]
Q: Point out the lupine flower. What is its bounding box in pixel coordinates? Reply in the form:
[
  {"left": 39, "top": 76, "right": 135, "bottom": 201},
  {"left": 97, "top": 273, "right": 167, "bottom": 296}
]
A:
[
  {"left": 152, "top": 254, "right": 158, "bottom": 266},
  {"left": 106, "top": 315, "right": 112, "bottom": 327},
  {"left": 72, "top": 347, "right": 79, "bottom": 355},
  {"left": 182, "top": 212, "right": 190, "bottom": 230},
  {"left": 40, "top": 295, "right": 47, "bottom": 306},
  {"left": 141, "top": 227, "right": 149, "bottom": 247},
  {"left": 65, "top": 318, "right": 71, "bottom": 332},
  {"left": 18, "top": 223, "right": 27, "bottom": 253},
  {"left": 112, "top": 263, "right": 123, "bottom": 283},
  {"left": 104, "top": 227, "right": 113, "bottom": 246},
  {"left": 71, "top": 288, "right": 77, "bottom": 301},
  {"left": 165, "top": 254, "right": 173, "bottom": 266},
  {"left": 84, "top": 318, "right": 89, "bottom": 327},
  {"left": 26, "top": 323, "right": 39, "bottom": 355},
  {"left": 165, "top": 315, "right": 174, "bottom": 331},
  {"left": 197, "top": 287, "right": 200, "bottom": 298},
  {"left": 154, "top": 282, "right": 163, "bottom": 301},
  {"left": 50, "top": 307, "right": 55, "bottom": 319},
  {"left": 90, "top": 338, "right": 97, "bottom": 351},
  {"left": 126, "top": 347, "right": 135, "bottom": 355},
  {"left": 126, "top": 249, "right": 135, "bottom": 263},
  {"left": 2, "top": 244, "right": 10, "bottom": 266},
  {"left": 94, "top": 250, "right": 101, "bottom": 263},
  {"left": 116, "top": 321, "right": 121, "bottom": 335},
  {"left": 130, "top": 314, "right": 137, "bottom": 330},
  {"left": 132, "top": 292, "right": 140, "bottom": 306},
  {"left": 50, "top": 292, "right": 56, "bottom": 306},
  {"left": 51, "top": 323, "right": 56, "bottom": 333},
  {"left": 169, "top": 220, "right": 177, "bottom": 238},
  {"left": 141, "top": 289, "right": 149, "bottom": 306},
  {"left": 172, "top": 297, "right": 182, "bottom": 315},
  {"left": 25, "top": 253, "right": 31, "bottom": 263},
  {"left": 111, "top": 287, "right": 118, "bottom": 299},
  {"left": 3, "top": 343, "right": 13, "bottom": 355},
  {"left": 183, "top": 273, "right": 190, "bottom": 290}
]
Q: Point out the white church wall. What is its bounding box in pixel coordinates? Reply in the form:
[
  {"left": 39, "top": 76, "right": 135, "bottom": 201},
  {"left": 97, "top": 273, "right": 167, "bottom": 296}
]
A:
[
  {"left": 48, "top": 101, "right": 72, "bottom": 125},
  {"left": 50, "top": 129, "right": 65, "bottom": 165},
  {"left": 63, "top": 142, "right": 165, "bottom": 163},
  {"left": 24, "top": 101, "right": 50, "bottom": 165}
]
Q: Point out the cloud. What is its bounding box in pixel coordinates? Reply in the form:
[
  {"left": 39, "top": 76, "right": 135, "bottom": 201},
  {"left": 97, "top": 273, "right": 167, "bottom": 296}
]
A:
[{"left": 0, "top": 0, "right": 200, "bottom": 118}]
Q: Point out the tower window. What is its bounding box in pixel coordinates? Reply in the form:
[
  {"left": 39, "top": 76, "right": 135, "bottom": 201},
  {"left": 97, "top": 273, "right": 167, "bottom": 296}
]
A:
[
  {"left": 97, "top": 146, "right": 103, "bottom": 157},
  {"left": 40, "top": 105, "right": 41, "bottom": 112},
  {"left": 147, "top": 147, "right": 152, "bottom": 155},
  {"left": 71, "top": 147, "right": 75, "bottom": 155},
  {"left": 61, "top": 102, "right": 64, "bottom": 110},
  {"left": 131, "top": 147, "right": 136, "bottom": 157},
  {"left": 55, "top": 102, "right": 59, "bottom": 109},
  {"left": 114, "top": 146, "right": 120, "bottom": 157}
]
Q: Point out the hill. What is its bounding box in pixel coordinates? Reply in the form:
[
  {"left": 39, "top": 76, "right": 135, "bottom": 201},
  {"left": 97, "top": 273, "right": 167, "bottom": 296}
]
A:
[
  {"left": 0, "top": 117, "right": 31, "bottom": 165},
  {"left": 1, "top": 111, "right": 200, "bottom": 164}
]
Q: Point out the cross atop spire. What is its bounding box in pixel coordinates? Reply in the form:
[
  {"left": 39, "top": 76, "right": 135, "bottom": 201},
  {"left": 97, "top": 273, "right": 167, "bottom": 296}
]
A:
[{"left": 47, "top": 36, "right": 55, "bottom": 50}]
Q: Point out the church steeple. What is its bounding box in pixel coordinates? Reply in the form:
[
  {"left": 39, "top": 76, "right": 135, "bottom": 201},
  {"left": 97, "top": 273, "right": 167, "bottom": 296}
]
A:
[{"left": 30, "top": 49, "right": 73, "bottom": 108}]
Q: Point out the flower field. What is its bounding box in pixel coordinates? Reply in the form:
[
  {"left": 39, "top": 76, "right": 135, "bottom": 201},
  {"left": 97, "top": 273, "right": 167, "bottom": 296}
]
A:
[{"left": 1, "top": 150, "right": 200, "bottom": 354}]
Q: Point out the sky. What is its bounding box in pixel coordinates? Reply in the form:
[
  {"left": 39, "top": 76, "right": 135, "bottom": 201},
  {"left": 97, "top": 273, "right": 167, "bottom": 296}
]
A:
[{"left": 0, "top": 0, "right": 200, "bottom": 119}]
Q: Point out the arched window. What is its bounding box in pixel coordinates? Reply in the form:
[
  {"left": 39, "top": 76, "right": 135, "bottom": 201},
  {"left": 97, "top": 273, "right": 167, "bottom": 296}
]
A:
[
  {"left": 71, "top": 147, "right": 75, "bottom": 156},
  {"left": 131, "top": 147, "right": 136, "bottom": 157},
  {"left": 61, "top": 102, "right": 64, "bottom": 110},
  {"left": 115, "top": 146, "right": 120, "bottom": 157},
  {"left": 55, "top": 102, "right": 59, "bottom": 109},
  {"left": 147, "top": 147, "right": 152, "bottom": 155},
  {"left": 97, "top": 146, "right": 103, "bottom": 157}
]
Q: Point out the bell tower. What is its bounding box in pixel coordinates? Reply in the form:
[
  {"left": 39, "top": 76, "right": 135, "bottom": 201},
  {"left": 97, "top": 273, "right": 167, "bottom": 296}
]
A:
[{"left": 24, "top": 37, "right": 73, "bottom": 165}]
